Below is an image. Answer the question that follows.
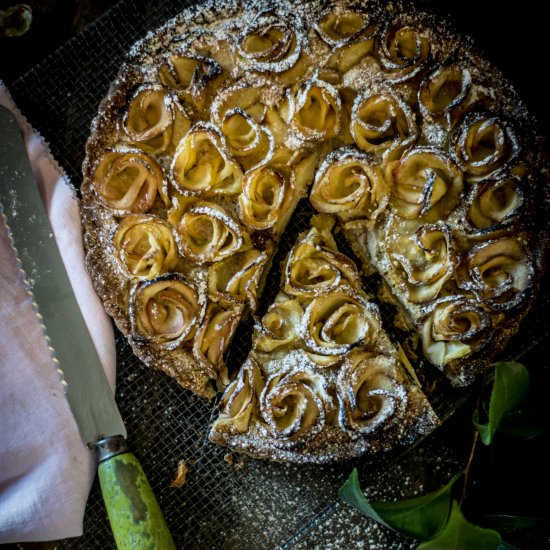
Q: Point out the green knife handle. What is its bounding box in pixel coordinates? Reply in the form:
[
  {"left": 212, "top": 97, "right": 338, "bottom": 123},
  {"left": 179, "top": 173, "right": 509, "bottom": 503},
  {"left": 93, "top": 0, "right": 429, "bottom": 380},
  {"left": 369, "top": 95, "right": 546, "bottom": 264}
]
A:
[{"left": 96, "top": 436, "right": 176, "bottom": 550}]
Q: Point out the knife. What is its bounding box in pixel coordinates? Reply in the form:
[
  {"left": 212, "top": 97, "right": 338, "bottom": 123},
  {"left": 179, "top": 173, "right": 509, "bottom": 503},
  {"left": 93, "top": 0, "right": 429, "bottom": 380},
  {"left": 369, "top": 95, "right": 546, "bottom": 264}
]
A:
[{"left": 0, "top": 104, "right": 175, "bottom": 550}]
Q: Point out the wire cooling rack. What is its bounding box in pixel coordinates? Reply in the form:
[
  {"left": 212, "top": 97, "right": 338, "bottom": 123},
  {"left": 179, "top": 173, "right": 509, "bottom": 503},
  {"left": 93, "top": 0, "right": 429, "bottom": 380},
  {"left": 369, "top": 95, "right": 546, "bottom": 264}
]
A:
[{"left": 8, "top": 0, "right": 550, "bottom": 547}]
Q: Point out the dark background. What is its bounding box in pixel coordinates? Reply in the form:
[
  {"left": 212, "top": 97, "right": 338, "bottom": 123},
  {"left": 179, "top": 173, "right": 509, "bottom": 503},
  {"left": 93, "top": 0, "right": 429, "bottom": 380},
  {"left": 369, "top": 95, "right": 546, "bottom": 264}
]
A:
[{"left": 1, "top": 1, "right": 549, "bottom": 548}]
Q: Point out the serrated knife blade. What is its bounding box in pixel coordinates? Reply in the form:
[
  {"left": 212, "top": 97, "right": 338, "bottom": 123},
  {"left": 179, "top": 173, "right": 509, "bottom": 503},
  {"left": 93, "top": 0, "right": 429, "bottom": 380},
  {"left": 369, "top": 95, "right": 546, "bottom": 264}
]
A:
[
  {"left": 0, "top": 104, "right": 125, "bottom": 445},
  {"left": 0, "top": 104, "right": 175, "bottom": 549}
]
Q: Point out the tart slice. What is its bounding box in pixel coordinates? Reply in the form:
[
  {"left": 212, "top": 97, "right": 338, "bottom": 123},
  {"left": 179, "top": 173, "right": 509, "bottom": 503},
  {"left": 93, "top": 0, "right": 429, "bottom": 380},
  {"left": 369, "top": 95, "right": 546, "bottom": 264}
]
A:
[{"left": 209, "top": 215, "right": 438, "bottom": 463}]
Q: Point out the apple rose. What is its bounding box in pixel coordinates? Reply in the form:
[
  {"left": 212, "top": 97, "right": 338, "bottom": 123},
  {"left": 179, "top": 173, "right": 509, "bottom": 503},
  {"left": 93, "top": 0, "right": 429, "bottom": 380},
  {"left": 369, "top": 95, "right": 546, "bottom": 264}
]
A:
[
  {"left": 121, "top": 83, "right": 190, "bottom": 155},
  {"left": 164, "top": 28, "right": 234, "bottom": 73},
  {"left": 291, "top": 77, "right": 341, "bottom": 141},
  {"left": 259, "top": 370, "right": 332, "bottom": 444},
  {"left": 302, "top": 287, "right": 380, "bottom": 356},
  {"left": 337, "top": 350, "right": 407, "bottom": 436},
  {"left": 212, "top": 81, "right": 278, "bottom": 125},
  {"left": 351, "top": 90, "right": 417, "bottom": 160},
  {"left": 221, "top": 108, "right": 274, "bottom": 171},
  {"left": 215, "top": 358, "right": 265, "bottom": 433},
  {"left": 465, "top": 173, "right": 524, "bottom": 233},
  {"left": 320, "top": 10, "right": 379, "bottom": 74},
  {"left": 386, "top": 146, "right": 463, "bottom": 220},
  {"left": 211, "top": 79, "right": 290, "bottom": 147},
  {"left": 238, "top": 166, "right": 294, "bottom": 232},
  {"left": 193, "top": 303, "right": 241, "bottom": 387},
  {"left": 92, "top": 148, "right": 163, "bottom": 213},
  {"left": 310, "top": 147, "right": 388, "bottom": 221},
  {"left": 158, "top": 48, "right": 223, "bottom": 110},
  {"left": 254, "top": 298, "right": 304, "bottom": 353},
  {"left": 170, "top": 201, "right": 245, "bottom": 264},
  {"left": 314, "top": 8, "right": 375, "bottom": 49},
  {"left": 419, "top": 60, "right": 472, "bottom": 118},
  {"left": 113, "top": 214, "right": 179, "bottom": 280},
  {"left": 376, "top": 16, "right": 431, "bottom": 82},
  {"left": 389, "top": 221, "right": 456, "bottom": 303},
  {"left": 451, "top": 113, "right": 520, "bottom": 180},
  {"left": 284, "top": 223, "right": 361, "bottom": 298},
  {"left": 170, "top": 122, "right": 243, "bottom": 196},
  {"left": 419, "top": 296, "right": 492, "bottom": 367},
  {"left": 236, "top": 10, "right": 303, "bottom": 73},
  {"left": 208, "top": 248, "right": 271, "bottom": 311},
  {"left": 129, "top": 274, "right": 205, "bottom": 350},
  {"left": 457, "top": 238, "right": 534, "bottom": 310}
]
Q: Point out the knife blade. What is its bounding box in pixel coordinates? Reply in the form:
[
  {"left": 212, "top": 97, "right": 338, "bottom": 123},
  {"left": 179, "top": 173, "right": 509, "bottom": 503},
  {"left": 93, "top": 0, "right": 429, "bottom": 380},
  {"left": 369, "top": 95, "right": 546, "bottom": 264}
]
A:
[{"left": 0, "top": 104, "right": 175, "bottom": 550}]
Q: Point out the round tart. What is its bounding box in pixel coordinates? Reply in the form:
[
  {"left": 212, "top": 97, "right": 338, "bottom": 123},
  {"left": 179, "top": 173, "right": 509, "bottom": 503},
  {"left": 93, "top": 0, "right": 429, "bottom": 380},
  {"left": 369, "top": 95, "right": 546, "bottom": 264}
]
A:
[{"left": 81, "top": 0, "right": 548, "bottom": 461}]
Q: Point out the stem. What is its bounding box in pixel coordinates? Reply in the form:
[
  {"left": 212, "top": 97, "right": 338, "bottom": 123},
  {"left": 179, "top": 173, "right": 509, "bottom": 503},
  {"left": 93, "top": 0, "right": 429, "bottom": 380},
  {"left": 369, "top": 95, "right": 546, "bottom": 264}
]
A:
[
  {"left": 460, "top": 428, "right": 479, "bottom": 507},
  {"left": 461, "top": 375, "right": 486, "bottom": 506}
]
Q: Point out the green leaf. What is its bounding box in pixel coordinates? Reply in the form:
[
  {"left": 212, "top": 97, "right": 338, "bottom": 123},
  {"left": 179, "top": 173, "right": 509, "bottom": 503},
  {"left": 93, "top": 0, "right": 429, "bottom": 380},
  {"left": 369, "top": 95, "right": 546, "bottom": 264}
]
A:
[
  {"left": 339, "top": 468, "right": 462, "bottom": 540},
  {"left": 472, "top": 409, "right": 491, "bottom": 444},
  {"left": 339, "top": 469, "right": 390, "bottom": 530},
  {"left": 473, "top": 361, "right": 529, "bottom": 445},
  {"left": 417, "top": 501, "right": 502, "bottom": 550}
]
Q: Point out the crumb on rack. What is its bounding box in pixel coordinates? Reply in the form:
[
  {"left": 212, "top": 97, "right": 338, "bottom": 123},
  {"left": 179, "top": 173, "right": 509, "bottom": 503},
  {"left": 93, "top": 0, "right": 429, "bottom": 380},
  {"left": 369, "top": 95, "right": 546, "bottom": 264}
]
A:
[
  {"left": 170, "top": 459, "right": 189, "bottom": 488},
  {"left": 224, "top": 453, "right": 234, "bottom": 465},
  {"left": 224, "top": 453, "right": 245, "bottom": 469}
]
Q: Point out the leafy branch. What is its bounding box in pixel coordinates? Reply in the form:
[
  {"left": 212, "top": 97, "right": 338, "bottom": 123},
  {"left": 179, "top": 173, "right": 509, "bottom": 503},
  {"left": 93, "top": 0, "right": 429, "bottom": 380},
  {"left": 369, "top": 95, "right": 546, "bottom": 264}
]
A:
[{"left": 339, "top": 361, "right": 544, "bottom": 549}]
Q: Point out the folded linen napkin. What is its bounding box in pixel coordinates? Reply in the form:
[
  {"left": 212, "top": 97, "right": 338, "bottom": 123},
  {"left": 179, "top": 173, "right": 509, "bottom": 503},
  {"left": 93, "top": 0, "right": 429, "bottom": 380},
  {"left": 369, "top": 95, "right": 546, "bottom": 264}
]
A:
[{"left": 0, "top": 81, "right": 116, "bottom": 543}]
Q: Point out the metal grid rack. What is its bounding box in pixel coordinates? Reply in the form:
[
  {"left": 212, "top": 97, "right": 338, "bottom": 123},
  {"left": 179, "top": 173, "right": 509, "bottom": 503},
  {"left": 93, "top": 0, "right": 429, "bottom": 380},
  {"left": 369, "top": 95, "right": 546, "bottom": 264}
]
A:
[{"left": 8, "top": 0, "right": 550, "bottom": 547}]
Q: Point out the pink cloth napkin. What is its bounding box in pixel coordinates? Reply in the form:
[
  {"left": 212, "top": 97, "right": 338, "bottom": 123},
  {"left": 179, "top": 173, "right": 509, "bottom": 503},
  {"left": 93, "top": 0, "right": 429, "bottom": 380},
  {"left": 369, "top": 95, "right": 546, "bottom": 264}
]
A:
[{"left": 0, "top": 81, "right": 116, "bottom": 543}]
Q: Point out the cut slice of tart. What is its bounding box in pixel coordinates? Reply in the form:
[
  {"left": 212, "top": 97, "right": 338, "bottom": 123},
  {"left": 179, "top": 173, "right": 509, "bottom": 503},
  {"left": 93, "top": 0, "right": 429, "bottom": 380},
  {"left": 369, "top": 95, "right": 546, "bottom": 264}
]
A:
[{"left": 209, "top": 215, "right": 438, "bottom": 463}]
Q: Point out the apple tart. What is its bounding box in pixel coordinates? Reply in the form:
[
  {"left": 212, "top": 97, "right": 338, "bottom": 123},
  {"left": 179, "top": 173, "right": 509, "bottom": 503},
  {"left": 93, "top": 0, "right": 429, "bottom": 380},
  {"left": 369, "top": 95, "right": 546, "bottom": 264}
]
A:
[
  {"left": 81, "top": 0, "right": 548, "bottom": 461},
  {"left": 210, "top": 215, "right": 437, "bottom": 462}
]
